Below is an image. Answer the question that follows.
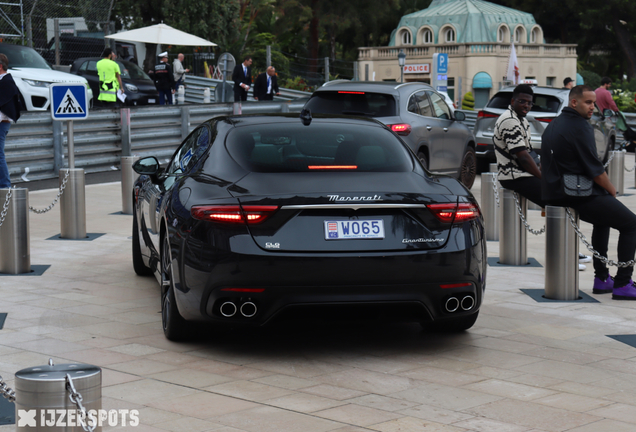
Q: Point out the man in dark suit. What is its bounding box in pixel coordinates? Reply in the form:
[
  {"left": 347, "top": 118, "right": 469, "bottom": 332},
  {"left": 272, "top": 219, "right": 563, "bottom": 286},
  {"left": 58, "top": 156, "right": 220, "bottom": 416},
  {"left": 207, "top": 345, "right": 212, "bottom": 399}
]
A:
[
  {"left": 254, "top": 66, "right": 280, "bottom": 101},
  {"left": 232, "top": 56, "right": 252, "bottom": 102}
]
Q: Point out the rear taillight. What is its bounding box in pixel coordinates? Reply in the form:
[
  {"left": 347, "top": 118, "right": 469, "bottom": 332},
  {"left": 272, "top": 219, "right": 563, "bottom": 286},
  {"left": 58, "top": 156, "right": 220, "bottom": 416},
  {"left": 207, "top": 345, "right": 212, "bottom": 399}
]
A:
[
  {"left": 389, "top": 123, "right": 412, "bottom": 136},
  {"left": 535, "top": 117, "right": 553, "bottom": 123},
  {"left": 191, "top": 205, "right": 278, "bottom": 224},
  {"left": 428, "top": 203, "right": 481, "bottom": 223},
  {"left": 477, "top": 111, "right": 498, "bottom": 119}
]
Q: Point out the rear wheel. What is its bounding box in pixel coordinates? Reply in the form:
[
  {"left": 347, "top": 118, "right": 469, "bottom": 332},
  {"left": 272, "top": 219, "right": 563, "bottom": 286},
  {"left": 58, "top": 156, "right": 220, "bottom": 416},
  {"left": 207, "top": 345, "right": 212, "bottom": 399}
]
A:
[
  {"left": 161, "top": 235, "right": 189, "bottom": 341},
  {"left": 417, "top": 151, "right": 429, "bottom": 170},
  {"left": 459, "top": 147, "right": 477, "bottom": 189},
  {"left": 132, "top": 211, "right": 153, "bottom": 276}
]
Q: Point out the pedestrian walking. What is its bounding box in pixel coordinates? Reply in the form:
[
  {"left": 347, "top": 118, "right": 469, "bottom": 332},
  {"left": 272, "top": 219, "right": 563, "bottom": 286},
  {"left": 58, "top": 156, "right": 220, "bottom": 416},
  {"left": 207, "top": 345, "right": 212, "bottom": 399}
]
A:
[
  {"left": 173, "top": 53, "right": 189, "bottom": 103},
  {"left": 541, "top": 85, "right": 636, "bottom": 299},
  {"left": 0, "top": 53, "right": 22, "bottom": 188},
  {"left": 562, "top": 77, "right": 574, "bottom": 90},
  {"left": 594, "top": 77, "right": 619, "bottom": 113},
  {"left": 232, "top": 56, "right": 252, "bottom": 102},
  {"left": 153, "top": 52, "right": 175, "bottom": 105},
  {"left": 253, "top": 66, "right": 280, "bottom": 101},
  {"left": 96, "top": 48, "right": 123, "bottom": 107}
]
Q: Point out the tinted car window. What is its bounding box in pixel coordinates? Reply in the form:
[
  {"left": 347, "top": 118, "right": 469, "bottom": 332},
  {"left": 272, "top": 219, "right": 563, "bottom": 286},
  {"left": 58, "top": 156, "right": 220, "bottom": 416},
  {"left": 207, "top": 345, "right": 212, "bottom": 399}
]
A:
[
  {"left": 116, "top": 60, "right": 150, "bottom": 80},
  {"left": 226, "top": 123, "right": 412, "bottom": 173},
  {"left": 487, "top": 91, "right": 562, "bottom": 113},
  {"left": 305, "top": 92, "right": 397, "bottom": 117},
  {"left": 428, "top": 92, "right": 451, "bottom": 119},
  {"left": 0, "top": 44, "right": 51, "bottom": 69},
  {"left": 407, "top": 91, "right": 433, "bottom": 117}
]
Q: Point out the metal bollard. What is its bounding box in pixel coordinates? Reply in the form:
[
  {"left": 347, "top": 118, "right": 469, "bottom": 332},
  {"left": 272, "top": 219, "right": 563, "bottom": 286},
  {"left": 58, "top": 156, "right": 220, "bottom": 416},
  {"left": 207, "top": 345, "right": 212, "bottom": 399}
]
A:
[
  {"left": 121, "top": 156, "right": 140, "bottom": 215},
  {"left": 480, "top": 172, "right": 499, "bottom": 241},
  {"left": 499, "top": 189, "right": 528, "bottom": 265},
  {"left": 203, "top": 87, "right": 210, "bottom": 103},
  {"left": 0, "top": 188, "right": 30, "bottom": 274},
  {"left": 489, "top": 163, "right": 497, "bottom": 173},
  {"left": 544, "top": 206, "right": 579, "bottom": 300},
  {"left": 608, "top": 150, "right": 625, "bottom": 195},
  {"left": 177, "top": 85, "right": 185, "bottom": 104},
  {"left": 59, "top": 169, "right": 86, "bottom": 239},
  {"left": 15, "top": 363, "right": 101, "bottom": 431}
]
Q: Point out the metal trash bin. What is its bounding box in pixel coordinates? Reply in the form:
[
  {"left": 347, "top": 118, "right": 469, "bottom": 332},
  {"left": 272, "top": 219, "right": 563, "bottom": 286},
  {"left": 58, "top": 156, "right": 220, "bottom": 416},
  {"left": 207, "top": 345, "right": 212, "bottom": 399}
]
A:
[
  {"left": 544, "top": 206, "right": 579, "bottom": 300},
  {"left": 480, "top": 172, "right": 499, "bottom": 241},
  {"left": 14, "top": 363, "right": 101, "bottom": 431},
  {"left": 0, "top": 188, "right": 30, "bottom": 274},
  {"left": 499, "top": 189, "right": 528, "bottom": 265}
]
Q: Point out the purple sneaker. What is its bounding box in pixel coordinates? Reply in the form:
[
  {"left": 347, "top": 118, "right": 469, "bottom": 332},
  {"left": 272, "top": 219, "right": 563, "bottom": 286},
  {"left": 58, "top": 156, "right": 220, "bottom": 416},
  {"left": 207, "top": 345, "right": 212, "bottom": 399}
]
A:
[
  {"left": 613, "top": 280, "right": 636, "bottom": 300},
  {"left": 593, "top": 276, "right": 614, "bottom": 294}
]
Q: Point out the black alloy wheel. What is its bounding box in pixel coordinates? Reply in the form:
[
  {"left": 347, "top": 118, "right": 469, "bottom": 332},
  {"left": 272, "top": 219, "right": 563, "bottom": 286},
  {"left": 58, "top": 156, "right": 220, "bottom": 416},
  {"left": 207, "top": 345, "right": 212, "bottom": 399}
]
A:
[
  {"left": 161, "top": 235, "right": 189, "bottom": 341},
  {"left": 459, "top": 147, "right": 477, "bottom": 189}
]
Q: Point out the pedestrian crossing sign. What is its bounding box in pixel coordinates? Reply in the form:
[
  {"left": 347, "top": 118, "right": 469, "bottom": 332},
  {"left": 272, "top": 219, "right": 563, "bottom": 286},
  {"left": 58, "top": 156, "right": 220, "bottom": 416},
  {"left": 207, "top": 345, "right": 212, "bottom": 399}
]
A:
[{"left": 50, "top": 84, "right": 89, "bottom": 120}]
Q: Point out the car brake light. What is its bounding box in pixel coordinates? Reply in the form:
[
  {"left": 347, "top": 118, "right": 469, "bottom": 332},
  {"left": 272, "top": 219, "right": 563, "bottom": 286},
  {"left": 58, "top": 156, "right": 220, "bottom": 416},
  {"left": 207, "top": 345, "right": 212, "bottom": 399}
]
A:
[
  {"left": 389, "top": 123, "right": 411, "bottom": 136},
  {"left": 428, "top": 203, "right": 481, "bottom": 223},
  {"left": 535, "top": 117, "right": 553, "bottom": 123},
  {"left": 477, "top": 111, "right": 498, "bottom": 119},
  {"left": 191, "top": 205, "right": 278, "bottom": 224},
  {"left": 338, "top": 91, "right": 365, "bottom": 94},
  {"left": 440, "top": 282, "right": 472, "bottom": 289}
]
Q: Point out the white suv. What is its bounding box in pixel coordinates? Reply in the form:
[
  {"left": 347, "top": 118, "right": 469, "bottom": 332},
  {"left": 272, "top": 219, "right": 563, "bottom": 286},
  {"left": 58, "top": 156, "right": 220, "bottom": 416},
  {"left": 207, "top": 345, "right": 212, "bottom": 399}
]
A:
[{"left": 0, "top": 43, "right": 93, "bottom": 111}]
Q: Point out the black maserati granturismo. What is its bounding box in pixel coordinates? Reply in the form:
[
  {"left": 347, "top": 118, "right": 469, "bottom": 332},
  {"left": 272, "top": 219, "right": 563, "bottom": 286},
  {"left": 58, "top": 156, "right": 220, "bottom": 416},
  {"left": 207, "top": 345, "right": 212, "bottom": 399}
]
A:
[{"left": 132, "top": 113, "right": 487, "bottom": 340}]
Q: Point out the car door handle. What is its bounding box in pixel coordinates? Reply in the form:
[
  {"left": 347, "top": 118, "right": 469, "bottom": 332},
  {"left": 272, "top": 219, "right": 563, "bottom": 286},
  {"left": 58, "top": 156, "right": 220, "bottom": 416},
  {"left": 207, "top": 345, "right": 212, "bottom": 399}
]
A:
[
  {"left": 426, "top": 126, "right": 432, "bottom": 131},
  {"left": 443, "top": 128, "right": 448, "bottom": 132}
]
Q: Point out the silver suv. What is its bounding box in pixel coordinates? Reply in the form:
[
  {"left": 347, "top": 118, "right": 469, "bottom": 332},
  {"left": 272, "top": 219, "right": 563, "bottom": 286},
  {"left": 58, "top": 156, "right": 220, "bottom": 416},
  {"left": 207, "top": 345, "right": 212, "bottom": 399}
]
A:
[
  {"left": 304, "top": 81, "right": 477, "bottom": 188},
  {"left": 473, "top": 86, "right": 616, "bottom": 169}
]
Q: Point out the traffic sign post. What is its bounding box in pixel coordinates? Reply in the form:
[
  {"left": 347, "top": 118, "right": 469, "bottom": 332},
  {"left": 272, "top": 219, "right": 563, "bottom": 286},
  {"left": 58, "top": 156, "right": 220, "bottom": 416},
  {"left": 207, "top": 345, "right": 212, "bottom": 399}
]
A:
[
  {"left": 431, "top": 53, "right": 449, "bottom": 95},
  {"left": 49, "top": 84, "right": 89, "bottom": 239}
]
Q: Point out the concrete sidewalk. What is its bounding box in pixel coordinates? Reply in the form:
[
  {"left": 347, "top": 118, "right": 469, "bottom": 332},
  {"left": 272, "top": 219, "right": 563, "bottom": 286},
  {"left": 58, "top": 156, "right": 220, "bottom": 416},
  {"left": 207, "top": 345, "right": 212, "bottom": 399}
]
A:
[{"left": 2, "top": 155, "right": 636, "bottom": 431}]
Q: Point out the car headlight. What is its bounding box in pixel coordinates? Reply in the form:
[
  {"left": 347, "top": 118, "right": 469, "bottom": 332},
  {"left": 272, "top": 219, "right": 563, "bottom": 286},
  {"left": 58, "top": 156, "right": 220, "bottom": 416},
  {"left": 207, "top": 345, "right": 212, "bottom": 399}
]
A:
[
  {"left": 125, "top": 83, "right": 138, "bottom": 93},
  {"left": 23, "top": 79, "right": 50, "bottom": 88}
]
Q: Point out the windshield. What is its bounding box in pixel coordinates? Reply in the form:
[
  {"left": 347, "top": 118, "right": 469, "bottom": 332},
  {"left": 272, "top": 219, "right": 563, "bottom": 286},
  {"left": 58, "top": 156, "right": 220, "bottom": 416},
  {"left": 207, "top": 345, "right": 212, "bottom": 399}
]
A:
[
  {"left": 305, "top": 91, "right": 397, "bottom": 117},
  {"left": 116, "top": 60, "right": 150, "bottom": 80},
  {"left": 0, "top": 44, "right": 51, "bottom": 69},
  {"left": 487, "top": 91, "right": 563, "bottom": 114},
  {"left": 226, "top": 122, "right": 413, "bottom": 173}
]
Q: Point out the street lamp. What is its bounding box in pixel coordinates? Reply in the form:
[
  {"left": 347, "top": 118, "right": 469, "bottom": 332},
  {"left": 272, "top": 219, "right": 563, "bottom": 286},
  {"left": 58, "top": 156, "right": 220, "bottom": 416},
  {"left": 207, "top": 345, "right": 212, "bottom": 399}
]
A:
[{"left": 398, "top": 50, "right": 406, "bottom": 83}]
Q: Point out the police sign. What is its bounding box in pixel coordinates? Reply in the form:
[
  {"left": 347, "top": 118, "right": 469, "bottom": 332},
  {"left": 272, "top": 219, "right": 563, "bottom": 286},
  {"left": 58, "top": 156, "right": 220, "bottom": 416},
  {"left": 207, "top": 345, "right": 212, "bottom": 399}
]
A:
[{"left": 50, "top": 84, "right": 89, "bottom": 121}]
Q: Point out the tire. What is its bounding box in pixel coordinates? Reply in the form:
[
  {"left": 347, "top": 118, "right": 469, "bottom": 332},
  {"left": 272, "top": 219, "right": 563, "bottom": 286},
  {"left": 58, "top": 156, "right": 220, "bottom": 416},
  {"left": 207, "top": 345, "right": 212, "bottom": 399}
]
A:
[
  {"left": 422, "top": 311, "right": 479, "bottom": 333},
  {"left": 459, "top": 147, "right": 477, "bottom": 189},
  {"left": 132, "top": 212, "right": 153, "bottom": 276},
  {"left": 417, "top": 151, "right": 429, "bottom": 170},
  {"left": 161, "top": 235, "right": 189, "bottom": 341}
]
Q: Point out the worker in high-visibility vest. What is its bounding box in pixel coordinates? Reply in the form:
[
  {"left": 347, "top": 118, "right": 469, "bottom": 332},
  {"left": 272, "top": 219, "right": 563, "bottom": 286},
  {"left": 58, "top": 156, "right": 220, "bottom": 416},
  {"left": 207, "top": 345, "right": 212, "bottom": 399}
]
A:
[{"left": 96, "top": 48, "right": 123, "bottom": 107}]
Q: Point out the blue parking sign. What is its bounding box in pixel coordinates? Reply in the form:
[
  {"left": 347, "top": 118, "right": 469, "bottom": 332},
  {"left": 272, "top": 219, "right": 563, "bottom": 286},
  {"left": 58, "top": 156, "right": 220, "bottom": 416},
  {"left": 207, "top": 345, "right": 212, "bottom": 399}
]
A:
[
  {"left": 50, "top": 84, "right": 88, "bottom": 120},
  {"left": 437, "top": 53, "right": 448, "bottom": 74}
]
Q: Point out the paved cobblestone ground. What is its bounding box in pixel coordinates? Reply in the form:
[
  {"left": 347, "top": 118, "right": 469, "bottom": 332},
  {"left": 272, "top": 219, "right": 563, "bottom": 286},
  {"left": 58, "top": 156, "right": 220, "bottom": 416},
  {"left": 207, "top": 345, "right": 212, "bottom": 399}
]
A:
[{"left": 2, "top": 154, "right": 636, "bottom": 431}]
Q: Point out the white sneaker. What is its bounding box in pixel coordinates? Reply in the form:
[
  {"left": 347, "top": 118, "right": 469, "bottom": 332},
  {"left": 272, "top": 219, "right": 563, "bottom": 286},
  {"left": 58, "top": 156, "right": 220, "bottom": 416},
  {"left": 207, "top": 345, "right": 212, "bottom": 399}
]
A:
[
  {"left": 579, "top": 263, "right": 586, "bottom": 271},
  {"left": 579, "top": 253, "right": 592, "bottom": 263}
]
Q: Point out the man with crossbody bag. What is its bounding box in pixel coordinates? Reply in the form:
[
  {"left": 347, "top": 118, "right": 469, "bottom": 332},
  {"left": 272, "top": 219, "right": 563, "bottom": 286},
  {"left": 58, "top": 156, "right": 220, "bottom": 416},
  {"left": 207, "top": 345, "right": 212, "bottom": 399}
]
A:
[{"left": 542, "top": 85, "right": 636, "bottom": 299}]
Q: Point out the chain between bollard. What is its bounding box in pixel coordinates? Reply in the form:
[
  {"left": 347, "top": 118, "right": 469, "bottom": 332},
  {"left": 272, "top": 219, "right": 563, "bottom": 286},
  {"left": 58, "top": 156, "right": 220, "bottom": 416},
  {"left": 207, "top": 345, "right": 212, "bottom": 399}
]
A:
[
  {"left": 512, "top": 192, "right": 545, "bottom": 235},
  {"left": 29, "top": 169, "right": 70, "bottom": 214},
  {"left": 0, "top": 186, "right": 14, "bottom": 229},
  {"left": 66, "top": 373, "right": 96, "bottom": 432},
  {"left": 491, "top": 173, "right": 500, "bottom": 207},
  {"left": 565, "top": 208, "right": 636, "bottom": 268},
  {"left": 603, "top": 151, "right": 616, "bottom": 169},
  {"left": 0, "top": 374, "right": 16, "bottom": 403}
]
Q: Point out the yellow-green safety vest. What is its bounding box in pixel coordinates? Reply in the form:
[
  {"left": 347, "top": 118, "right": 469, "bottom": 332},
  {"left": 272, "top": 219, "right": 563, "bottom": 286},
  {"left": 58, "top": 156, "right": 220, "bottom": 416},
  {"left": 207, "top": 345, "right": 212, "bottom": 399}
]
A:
[{"left": 96, "top": 58, "right": 120, "bottom": 102}]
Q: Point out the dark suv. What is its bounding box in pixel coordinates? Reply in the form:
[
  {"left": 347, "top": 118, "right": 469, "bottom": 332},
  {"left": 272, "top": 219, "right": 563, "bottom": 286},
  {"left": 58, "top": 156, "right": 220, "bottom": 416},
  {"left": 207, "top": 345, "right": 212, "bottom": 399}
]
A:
[{"left": 304, "top": 81, "right": 477, "bottom": 188}]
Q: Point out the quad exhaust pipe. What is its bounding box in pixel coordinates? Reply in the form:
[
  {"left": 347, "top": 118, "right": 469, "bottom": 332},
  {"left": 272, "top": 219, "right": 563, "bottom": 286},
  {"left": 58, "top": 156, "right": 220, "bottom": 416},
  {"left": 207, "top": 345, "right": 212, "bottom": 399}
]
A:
[
  {"left": 444, "top": 295, "right": 475, "bottom": 313},
  {"left": 219, "top": 301, "right": 258, "bottom": 318}
]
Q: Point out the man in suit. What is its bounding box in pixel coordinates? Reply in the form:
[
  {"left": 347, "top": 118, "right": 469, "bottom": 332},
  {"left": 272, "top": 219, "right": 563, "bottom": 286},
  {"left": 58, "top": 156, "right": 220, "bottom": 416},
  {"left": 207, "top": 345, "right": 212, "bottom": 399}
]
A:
[
  {"left": 254, "top": 66, "right": 280, "bottom": 101},
  {"left": 232, "top": 56, "right": 252, "bottom": 102}
]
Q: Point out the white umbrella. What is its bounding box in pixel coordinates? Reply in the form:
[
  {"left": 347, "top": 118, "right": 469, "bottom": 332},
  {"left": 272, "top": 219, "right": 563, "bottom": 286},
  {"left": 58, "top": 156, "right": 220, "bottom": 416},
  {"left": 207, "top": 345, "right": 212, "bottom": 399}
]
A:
[{"left": 105, "top": 23, "right": 216, "bottom": 46}]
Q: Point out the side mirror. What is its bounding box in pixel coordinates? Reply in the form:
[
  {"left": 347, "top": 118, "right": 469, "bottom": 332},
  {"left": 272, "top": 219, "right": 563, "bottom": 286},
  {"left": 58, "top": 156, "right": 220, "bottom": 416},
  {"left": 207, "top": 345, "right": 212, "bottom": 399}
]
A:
[
  {"left": 454, "top": 111, "right": 466, "bottom": 121},
  {"left": 133, "top": 157, "right": 160, "bottom": 175},
  {"left": 603, "top": 109, "right": 613, "bottom": 118}
]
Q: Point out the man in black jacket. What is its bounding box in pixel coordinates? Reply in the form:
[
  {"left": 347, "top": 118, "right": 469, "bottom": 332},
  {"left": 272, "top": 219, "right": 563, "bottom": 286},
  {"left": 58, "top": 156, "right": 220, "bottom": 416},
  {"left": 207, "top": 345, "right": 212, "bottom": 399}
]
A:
[
  {"left": 0, "top": 53, "right": 22, "bottom": 188},
  {"left": 541, "top": 85, "right": 636, "bottom": 299},
  {"left": 253, "top": 66, "right": 280, "bottom": 101},
  {"left": 151, "top": 52, "right": 175, "bottom": 105},
  {"left": 232, "top": 56, "right": 252, "bottom": 102}
]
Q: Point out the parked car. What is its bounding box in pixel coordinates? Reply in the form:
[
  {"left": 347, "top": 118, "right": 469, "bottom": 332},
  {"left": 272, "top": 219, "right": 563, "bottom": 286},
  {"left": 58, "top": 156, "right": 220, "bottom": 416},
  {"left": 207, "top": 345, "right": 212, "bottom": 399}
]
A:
[
  {"left": 473, "top": 86, "right": 617, "bottom": 169},
  {"left": 303, "top": 81, "right": 477, "bottom": 188},
  {"left": 70, "top": 57, "right": 158, "bottom": 106},
  {"left": 0, "top": 43, "right": 93, "bottom": 111},
  {"left": 131, "top": 113, "right": 486, "bottom": 340}
]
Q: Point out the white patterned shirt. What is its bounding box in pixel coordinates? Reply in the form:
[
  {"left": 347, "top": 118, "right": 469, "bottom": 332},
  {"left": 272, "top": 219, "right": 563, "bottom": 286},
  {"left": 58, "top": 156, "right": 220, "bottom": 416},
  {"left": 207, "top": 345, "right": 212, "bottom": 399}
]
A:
[{"left": 494, "top": 106, "right": 532, "bottom": 181}]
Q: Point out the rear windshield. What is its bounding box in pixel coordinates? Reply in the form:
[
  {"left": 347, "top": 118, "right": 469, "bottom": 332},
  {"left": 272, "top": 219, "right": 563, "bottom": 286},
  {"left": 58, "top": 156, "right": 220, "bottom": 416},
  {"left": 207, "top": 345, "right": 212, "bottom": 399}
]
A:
[
  {"left": 226, "top": 123, "right": 412, "bottom": 173},
  {"left": 305, "top": 91, "right": 397, "bottom": 117},
  {"left": 487, "top": 91, "right": 563, "bottom": 113}
]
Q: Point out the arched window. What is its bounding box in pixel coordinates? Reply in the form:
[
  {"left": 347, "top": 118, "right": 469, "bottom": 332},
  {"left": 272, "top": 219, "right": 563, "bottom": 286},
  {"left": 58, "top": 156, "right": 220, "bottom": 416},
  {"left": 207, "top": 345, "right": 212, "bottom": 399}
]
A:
[
  {"left": 498, "top": 27, "right": 506, "bottom": 43},
  {"left": 422, "top": 29, "right": 433, "bottom": 44},
  {"left": 531, "top": 28, "right": 540, "bottom": 43},
  {"left": 400, "top": 29, "right": 412, "bottom": 45},
  {"left": 514, "top": 27, "right": 524, "bottom": 43},
  {"left": 444, "top": 27, "right": 455, "bottom": 43}
]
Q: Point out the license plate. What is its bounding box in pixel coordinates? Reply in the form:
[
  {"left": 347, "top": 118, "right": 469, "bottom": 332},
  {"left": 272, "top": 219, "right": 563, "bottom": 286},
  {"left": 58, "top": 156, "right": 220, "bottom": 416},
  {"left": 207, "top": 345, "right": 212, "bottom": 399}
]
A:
[
  {"left": 324, "top": 220, "right": 385, "bottom": 240},
  {"left": 148, "top": 98, "right": 156, "bottom": 104}
]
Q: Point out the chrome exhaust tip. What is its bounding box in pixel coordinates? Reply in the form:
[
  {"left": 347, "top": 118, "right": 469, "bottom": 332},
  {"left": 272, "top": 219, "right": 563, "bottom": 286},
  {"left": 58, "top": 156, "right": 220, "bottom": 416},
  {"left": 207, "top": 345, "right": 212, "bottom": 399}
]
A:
[
  {"left": 220, "top": 301, "right": 237, "bottom": 317},
  {"left": 240, "top": 301, "right": 257, "bottom": 318},
  {"left": 461, "top": 295, "right": 475, "bottom": 311},
  {"left": 445, "top": 297, "right": 459, "bottom": 313}
]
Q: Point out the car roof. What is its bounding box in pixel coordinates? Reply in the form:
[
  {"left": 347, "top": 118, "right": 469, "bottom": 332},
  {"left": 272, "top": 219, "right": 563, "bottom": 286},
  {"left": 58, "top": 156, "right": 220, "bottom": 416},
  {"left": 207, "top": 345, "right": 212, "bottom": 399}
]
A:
[
  {"left": 315, "top": 81, "right": 435, "bottom": 95},
  {"left": 497, "top": 86, "right": 569, "bottom": 97}
]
